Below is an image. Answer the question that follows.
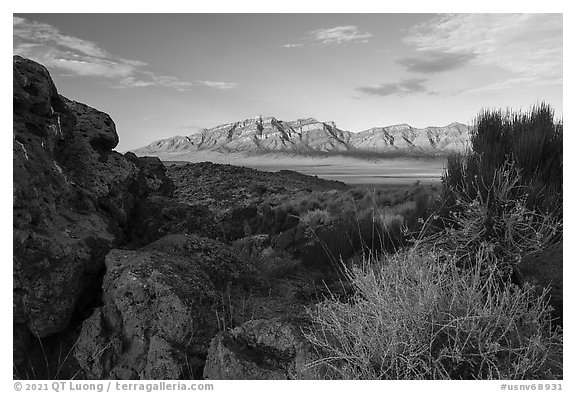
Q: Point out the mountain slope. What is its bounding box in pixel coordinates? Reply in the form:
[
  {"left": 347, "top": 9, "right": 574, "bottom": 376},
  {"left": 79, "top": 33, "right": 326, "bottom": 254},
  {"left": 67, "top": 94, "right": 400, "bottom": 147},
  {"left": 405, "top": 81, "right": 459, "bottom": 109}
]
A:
[
  {"left": 132, "top": 116, "right": 470, "bottom": 159},
  {"left": 350, "top": 122, "right": 470, "bottom": 153}
]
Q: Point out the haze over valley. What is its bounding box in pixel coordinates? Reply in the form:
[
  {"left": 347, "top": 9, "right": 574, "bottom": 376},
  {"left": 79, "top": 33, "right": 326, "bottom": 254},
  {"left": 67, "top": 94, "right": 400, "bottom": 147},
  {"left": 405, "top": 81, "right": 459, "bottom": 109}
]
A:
[{"left": 132, "top": 116, "right": 471, "bottom": 184}]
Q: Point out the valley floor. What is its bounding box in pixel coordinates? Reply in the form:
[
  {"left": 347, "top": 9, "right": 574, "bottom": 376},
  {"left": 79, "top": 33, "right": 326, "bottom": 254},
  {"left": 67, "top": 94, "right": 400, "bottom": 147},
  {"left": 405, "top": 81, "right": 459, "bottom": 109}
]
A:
[{"left": 156, "top": 151, "right": 447, "bottom": 185}]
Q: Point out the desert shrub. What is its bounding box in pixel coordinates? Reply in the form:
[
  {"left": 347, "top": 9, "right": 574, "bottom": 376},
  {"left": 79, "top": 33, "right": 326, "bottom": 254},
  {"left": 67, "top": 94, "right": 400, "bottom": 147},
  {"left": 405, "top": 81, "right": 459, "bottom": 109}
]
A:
[
  {"left": 296, "top": 195, "right": 323, "bottom": 213},
  {"left": 374, "top": 213, "right": 406, "bottom": 253},
  {"left": 443, "top": 104, "right": 562, "bottom": 215},
  {"left": 302, "top": 105, "right": 562, "bottom": 380},
  {"left": 250, "top": 247, "right": 302, "bottom": 279},
  {"left": 326, "top": 195, "right": 356, "bottom": 216},
  {"left": 348, "top": 187, "right": 367, "bottom": 201},
  {"left": 265, "top": 203, "right": 299, "bottom": 234},
  {"left": 300, "top": 209, "right": 333, "bottom": 227},
  {"left": 331, "top": 186, "right": 442, "bottom": 257},
  {"left": 434, "top": 162, "right": 562, "bottom": 274},
  {"left": 305, "top": 248, "right": 562, "bottom": 379},
  {"left": 401, "top": 189, "right": 442, "bottom": 235},
  {"left": 359, "top": 189, "right": 393, "bottom": 209}
]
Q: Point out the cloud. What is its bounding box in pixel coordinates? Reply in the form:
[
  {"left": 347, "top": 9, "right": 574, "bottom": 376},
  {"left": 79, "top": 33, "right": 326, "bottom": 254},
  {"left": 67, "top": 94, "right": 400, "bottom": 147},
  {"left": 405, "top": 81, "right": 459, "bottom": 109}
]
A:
[
  {"left": 196, "top": 80, "right": 237, "bottom": 90},
  {"left": 280, "top": 25, "right": 372, "bottom": 48},
  {"left": 280, "top": 43, "right": 303, "bottom": 48},
  {"left": 13, "top": 16, "right": 114, "bottom": 59},
  {"left": 403, "top": 13, "right": 562, "bottom": 90},
  {"left": 397, "top": 50, "right": 477, "bottom": 73},
  {"left": 309, "top": 25, "right": 372, "bottom": 45},
  {"left": 356, "top": 78, "right": 431, "bottom": 97},
  {"left": 13, "top": 16, "right": 236, "bottom": 91},
  {"left": 116, "top": 76, "right": 156, "bottom": 89}
]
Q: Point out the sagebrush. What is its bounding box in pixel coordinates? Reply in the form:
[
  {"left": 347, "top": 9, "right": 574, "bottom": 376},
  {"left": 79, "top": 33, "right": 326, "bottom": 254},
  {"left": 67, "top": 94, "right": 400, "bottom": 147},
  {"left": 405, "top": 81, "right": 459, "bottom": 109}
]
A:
[{"left": 305, "top": 249, "right": 562, "bottom": 379}]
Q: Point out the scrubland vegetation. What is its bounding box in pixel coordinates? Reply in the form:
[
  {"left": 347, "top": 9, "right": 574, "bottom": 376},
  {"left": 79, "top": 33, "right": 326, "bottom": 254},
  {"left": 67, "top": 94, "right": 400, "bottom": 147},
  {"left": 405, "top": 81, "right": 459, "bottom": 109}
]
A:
[
  {"left": 304, "top": 104, "right": 563, "bottom": 379},
  {"left": 15, "top": 54, "right": 562, "bottom": 381},
  {"left": 117, "top": 104, "right": 563, "bottom": 380}
]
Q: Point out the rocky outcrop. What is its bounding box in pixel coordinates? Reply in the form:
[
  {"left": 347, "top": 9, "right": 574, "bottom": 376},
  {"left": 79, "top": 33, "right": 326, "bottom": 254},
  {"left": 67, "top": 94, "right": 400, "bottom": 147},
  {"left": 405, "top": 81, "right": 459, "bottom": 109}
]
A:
[
  {"left": 74, "top": 234, "right": 264, "bottom": 379},
  {"left": 12, "top": 57, "right": 352, "bottom": 379},
  {"left": 13, "top": 55, "right": 180, "bottom": 376},
  {"left": 14, "top": 55, "right": 130, "bottom": 341},
  {"left": 168, "top": 162, "right": 348, "bottom": 212},
  {"left": 132, "top": 116, "right": 470, "bottom": 158},
  {"left": 203, "top": 318, "right": 319, "bottom": 380}
]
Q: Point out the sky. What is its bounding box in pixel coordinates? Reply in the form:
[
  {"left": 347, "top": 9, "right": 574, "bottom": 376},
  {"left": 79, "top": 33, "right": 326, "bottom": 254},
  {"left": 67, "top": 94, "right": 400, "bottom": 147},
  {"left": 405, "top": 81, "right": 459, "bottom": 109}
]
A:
[{"left": 13, "top": 13, "right": 563, "bottom": 151}]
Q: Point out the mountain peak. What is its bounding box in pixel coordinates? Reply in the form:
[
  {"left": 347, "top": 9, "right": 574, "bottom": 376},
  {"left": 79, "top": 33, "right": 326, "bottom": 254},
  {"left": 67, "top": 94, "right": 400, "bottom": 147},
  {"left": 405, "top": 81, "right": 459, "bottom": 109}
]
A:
[{"left": 132, "top": 116, "right": 471, "bottom": 158}]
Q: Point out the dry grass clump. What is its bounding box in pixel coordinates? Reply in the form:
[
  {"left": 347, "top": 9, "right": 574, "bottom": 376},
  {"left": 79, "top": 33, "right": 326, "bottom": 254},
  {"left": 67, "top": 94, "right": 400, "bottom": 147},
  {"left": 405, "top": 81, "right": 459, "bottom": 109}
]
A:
[{"left": 305, "top": 248, "right": 562, "bottom": 379}]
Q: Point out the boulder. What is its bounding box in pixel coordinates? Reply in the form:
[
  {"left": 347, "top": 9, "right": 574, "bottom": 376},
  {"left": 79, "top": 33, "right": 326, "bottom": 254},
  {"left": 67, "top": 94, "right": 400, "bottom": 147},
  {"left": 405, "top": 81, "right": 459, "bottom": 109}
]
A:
[
  {"left": 142, "top": 233, "right": 263, "bottom": 289},
  {"left": 74, "top": 234, "right": 264, "bottom": 379},
  {"left": 203, "top": 318, "right": 319, "bottom": 380},
  {"left": 124, "top": 153, "right": 174, "bottom": 197},
  {"left": 63, "top": 98, "right": 119, "bottom": 151},
  {"left": 74, "top": 248, "right": 217, "bottom": 379}
]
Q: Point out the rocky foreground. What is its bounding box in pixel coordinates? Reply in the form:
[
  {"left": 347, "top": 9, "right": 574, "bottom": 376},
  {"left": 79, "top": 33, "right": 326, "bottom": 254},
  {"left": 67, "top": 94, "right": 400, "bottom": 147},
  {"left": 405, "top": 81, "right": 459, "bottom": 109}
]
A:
[
  {"left": 13, "top": 56, "right": 561, "bottom": 380},
  {"left": 12, "top": 55, "right": 358, "bottom": 379}
]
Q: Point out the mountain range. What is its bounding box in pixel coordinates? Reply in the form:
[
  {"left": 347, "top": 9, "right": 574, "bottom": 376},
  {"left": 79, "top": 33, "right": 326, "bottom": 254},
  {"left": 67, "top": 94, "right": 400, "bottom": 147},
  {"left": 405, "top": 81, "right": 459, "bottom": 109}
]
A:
[{"left": 132, "top": 116, "right": 471, "bottom": 159}]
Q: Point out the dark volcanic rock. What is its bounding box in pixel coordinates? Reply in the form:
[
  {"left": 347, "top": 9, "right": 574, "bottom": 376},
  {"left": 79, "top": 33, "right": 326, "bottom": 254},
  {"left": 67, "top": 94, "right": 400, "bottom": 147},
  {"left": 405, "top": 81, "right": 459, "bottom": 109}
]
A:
[
  {"left": 127, "top": 196, "right": 221, "bottom": 247},
  {"left": 168, "top": 162, "right": 348, "bottom": 211},
  {"left": 75, "top": 248, "right": 217, "bottom": 379},
  {"left": 166, "top": 162, "right": 348, "bottom": 241},
  {"left": 124, "top": 152, "right": 174, "bottom": 197},
  {"left": 63, "top": 98, "right": 119, "bottom": 151},
  {"left": 75, "top": 235, "right": 264, "bottom": 379},
  {"left": 12, "top": 56, "right": 174, "bottom": 373},
  {"left": 13, "top": 55, "right": 119, "bottom": 339},
  {"left": 203, "top": 318, "right": 319, "bottom": 380},
  {"left": 142, "top": 233, "right": 264, "bottom": 289}
]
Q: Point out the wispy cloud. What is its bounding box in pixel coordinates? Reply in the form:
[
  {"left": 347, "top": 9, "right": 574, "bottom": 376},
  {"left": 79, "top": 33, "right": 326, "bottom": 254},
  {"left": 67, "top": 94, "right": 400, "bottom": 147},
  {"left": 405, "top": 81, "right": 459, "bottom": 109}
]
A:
[
  {"left": 356, "top": 78, "right": 432, "bottom": 97},
  {"left": 309, "top": 25, "right": 373, "bottom": 45},
  {"left": 397, "top": 50, "right": 477, "bottom": 73},
  {"left": 403, "top": 13, "right": 562, "bottom": 90},
  {"left": 13, "top": 16, "right": 236, "bottom": 91},
  {"left": 282, "top": 25, "right": 372, "bottom": 48},
  {"left": 196, "top": 80, "right": 237, "bottom": 90},
  {"left": 280, "top": 43, "right": 303, "bottom": 48}
]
